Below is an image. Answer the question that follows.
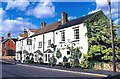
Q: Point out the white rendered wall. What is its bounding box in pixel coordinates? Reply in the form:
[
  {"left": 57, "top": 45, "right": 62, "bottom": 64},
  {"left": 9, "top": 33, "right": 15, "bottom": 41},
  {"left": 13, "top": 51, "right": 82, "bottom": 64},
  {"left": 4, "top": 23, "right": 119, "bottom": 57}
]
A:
[
  {"left": 44, "top": 32, "right": 54, "bottom": 63},
  {"left": 54, "top": 23, "right": 88, "bottom": 64}
]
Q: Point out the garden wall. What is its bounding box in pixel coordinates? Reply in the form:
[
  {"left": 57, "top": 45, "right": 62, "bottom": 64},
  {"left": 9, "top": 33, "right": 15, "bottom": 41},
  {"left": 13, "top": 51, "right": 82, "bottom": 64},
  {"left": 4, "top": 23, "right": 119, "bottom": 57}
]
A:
[{"left": 94, "top": 62, "right": 120, "bottom": 72}]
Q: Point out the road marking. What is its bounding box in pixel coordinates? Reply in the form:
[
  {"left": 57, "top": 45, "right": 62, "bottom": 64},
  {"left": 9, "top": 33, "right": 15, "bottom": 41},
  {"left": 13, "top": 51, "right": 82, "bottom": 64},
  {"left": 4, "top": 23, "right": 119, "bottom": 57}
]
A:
[{"left": 17, "top": 64, "right": 107, "bottom": 77}]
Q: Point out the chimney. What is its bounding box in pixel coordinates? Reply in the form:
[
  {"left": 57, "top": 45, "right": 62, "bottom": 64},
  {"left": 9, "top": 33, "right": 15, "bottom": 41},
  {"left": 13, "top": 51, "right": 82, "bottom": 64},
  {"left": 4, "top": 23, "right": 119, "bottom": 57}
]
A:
[
  {"left": 24, "top": 28, "right": 28, "bottom": 35},
  {"left": 7, "top": 31, "right": 11, "bottom": 38},
  {"left": 61, "top": 12, "right": 68, "bottom": 25},
  {"left": 1, "top": 37, "right": 4, "bottom": 41},
  {"left": 41, "top": 22, "right": 46, "bottom": 28}
]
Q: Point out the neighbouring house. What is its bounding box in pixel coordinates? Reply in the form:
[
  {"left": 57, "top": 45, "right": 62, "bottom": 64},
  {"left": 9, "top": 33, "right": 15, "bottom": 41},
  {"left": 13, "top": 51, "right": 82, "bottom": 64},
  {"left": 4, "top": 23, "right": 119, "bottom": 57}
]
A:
[
  {"left": 16, "top": 29, "right": 36, "bottom": 62},
  {"left": 30, "top": 21, "right": 61, "bottom": 63},
  {"left": 1, "top": 31, "right": 17, "bottom": 56},
  {"left": 16, "top": 10, "right": 107, "bottom": 64}
]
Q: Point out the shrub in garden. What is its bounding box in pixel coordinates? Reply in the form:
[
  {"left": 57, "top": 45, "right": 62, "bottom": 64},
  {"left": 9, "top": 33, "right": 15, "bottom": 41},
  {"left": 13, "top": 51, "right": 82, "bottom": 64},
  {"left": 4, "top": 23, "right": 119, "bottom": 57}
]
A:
[
  {"left": 80, "top": 54, "right": 94, "bottom": 69},
  {"left": 63, "top": 56, "right": 69, "bottom": 67},
  {"left": 49, "top": 55, "right": 57, "bottom": 66},
  {"left": 26, "top": 56, "right": 30, "bottom": 63},
  {"left": 38, "top": 57, "right": 43, "bottom": 64},
  {"left": 56, "top": 49, "right": 62, "bottom": 59}
]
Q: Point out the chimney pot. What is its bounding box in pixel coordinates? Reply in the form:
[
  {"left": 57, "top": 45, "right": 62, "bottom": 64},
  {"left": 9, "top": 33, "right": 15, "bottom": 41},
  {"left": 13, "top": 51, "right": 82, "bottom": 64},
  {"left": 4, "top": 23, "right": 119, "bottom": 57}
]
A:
[
  {"left": 1, "top": 37, "right": 4, "bottom": 41},
  {"left": 24, "top": 28, "right": 28, "bottom": 37},
  {"left": 41, "top": 22, "right": 46, "bottom": 28},
  {"left": 7, "top": 31, "right": 11, "bottom": 38}
]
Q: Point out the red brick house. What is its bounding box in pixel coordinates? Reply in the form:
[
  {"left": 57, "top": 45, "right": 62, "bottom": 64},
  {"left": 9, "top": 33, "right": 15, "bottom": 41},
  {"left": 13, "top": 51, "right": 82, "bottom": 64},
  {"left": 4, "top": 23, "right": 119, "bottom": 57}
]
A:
[{"left": 1, "top": 32, "right": 17, "bottom": 56}]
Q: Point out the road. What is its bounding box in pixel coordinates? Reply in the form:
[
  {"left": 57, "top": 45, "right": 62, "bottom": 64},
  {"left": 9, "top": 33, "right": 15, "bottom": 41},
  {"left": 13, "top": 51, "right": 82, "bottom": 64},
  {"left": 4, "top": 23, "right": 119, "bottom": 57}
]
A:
[{"left": 1, "top": 61, "right": 120, "bottom": 79}]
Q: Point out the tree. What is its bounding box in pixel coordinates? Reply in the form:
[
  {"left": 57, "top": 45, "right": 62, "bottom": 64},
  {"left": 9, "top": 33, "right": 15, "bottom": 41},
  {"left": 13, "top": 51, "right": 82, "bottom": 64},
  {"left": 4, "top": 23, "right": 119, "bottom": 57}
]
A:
[
  {"left": 26, "top": 56, "right": 30, "bottom": 63},
  {"left": 56, "top": 49, "right": 62, "bottom": 59},
  {"left": 67, "top": 46, "right": 82, "bottom": 67},
  {"left": 63, "top": 56, "right": 68, "bottom": 63},
  {"left": 84, "top": 11, "right": 120, "bottom": 63},
  {"left": 38, "top": 57, "right": 43, "bottom": 64},
  {"left": 80, "top": 54, "right": 94, "bottom": 69},
  {"left": 63, "top": 56, "right": 68, "bottom": 67},
  {"left": 49, "top": 55, "right": 57, "bottom": 66}
]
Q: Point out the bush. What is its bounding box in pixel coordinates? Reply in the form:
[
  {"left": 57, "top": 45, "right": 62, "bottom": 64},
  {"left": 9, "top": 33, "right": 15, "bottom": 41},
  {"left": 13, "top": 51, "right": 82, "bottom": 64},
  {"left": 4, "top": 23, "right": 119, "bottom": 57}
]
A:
[
  {"left": 63, "top": 56, "right": 69, "bottom": 67},
  {"left": 57, "top": 62, "right": 63, "bottom": 66},
  {"left": 38, "top": 57, "right": 43, "bottom": 64},
  {"left": 80, "top": 54, "right": 94, "bottom": 69},
  {"left": 56, "top": 49, "right": 62, "bottom": 59},
  {"left": 64, "top": 62, "right": 71, "bottom": 68},
  {"left": 26, "top": 56, "right": 30, "bottom": 63},
  {"left": 30, "top": 57, "right": 34, "bottom": 63},
  {"left": 63, "top": 56, "right": 68, "bottom": 62},
  {"left": 49, "top": 55, "right": 57, "bottom": 66},
  {"left": 68, "top": 47, "right": 82, "bottom": 68},
  {"left": 74, "top": 59, "right": 80, "bottom": 68}
]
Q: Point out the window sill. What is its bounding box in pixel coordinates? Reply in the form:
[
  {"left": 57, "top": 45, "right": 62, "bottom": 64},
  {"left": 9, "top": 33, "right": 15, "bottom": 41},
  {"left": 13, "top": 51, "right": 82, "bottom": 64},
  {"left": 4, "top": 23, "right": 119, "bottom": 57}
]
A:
[
  {"left": 38, "top": 47, "right": 42, "bottom": 48},
  {"left": 47, "top": 46, "right": 51, "bottom": 48},
  {"left": 59, "top": 41, "right": 65, "bottom": 44},
  {"left": 72, "top": 40, "right": 79, "bottom": 42}
]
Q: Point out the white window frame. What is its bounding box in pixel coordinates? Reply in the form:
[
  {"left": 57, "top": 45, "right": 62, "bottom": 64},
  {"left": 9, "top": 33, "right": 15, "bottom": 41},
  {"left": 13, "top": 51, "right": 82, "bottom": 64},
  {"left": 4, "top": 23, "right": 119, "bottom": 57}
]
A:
[
  {"left": 38, "top": 41, "right": 42, "bottom": 48},
  {"left": 61, "top": 30, "right": 65, "bottom": 41},
  {"left": 74, "top": 27, "right": 79, "bottom": 40}
]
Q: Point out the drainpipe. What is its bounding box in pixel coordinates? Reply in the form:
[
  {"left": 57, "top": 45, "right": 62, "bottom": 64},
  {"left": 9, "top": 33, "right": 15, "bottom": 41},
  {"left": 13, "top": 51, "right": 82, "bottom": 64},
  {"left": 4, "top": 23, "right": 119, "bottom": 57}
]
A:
[
  {"left": 53, "top": 31, "right": 55, "bottom": 56},
  {"left": 43, "top": 34, "right": 45, "bottom": 63}
]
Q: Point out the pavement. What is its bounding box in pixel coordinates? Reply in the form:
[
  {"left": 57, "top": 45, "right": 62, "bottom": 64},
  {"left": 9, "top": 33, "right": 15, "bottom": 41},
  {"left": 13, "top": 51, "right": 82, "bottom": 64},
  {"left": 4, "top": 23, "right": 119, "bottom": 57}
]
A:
[{"left": 1, "top": 60, "right": 120, "bottom": 79}]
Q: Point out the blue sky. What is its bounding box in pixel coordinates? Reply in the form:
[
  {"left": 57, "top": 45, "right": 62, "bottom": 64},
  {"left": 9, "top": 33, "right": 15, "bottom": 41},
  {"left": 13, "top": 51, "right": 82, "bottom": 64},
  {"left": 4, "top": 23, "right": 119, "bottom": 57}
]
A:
[{"left": 0, "top": 0, "right": 120, "bottom": 38}]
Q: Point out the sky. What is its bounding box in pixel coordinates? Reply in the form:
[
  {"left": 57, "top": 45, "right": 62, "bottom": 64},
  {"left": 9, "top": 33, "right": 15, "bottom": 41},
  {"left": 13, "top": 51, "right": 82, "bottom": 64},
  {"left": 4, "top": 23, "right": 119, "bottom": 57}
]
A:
[{"left": 0, "top": 0, "right": 120, "bottom": 38}]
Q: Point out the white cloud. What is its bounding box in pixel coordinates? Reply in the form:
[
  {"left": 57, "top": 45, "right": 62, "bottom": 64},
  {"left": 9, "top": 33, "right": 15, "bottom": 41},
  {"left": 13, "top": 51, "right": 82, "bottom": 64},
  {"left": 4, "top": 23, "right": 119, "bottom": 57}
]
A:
[
  {"left": 27, "top": 1, "right": 56, "bottom": 19},
  {"left": 88, "top": 9, "right": 101, "bottom": 14},
  {"left": 0, "top": 8, "right": 5, "bottom": 20},
  {"left": 68, "top": 16, "right": 77, "bottom": 20},
  {"left": 89, "top": 0, "right": 120, "bottom": 19},
  {"left": 114, "top": 18, "right": 120, "bottom": 25},
  {"left": 0, "top": 18, "right": 37, "bottom": 37},
  {"left": 5, "top": 0, "right": 29, "bottom": 11},
  {"left": 57, "top": 16, "right": 77, "bottom": 21}
]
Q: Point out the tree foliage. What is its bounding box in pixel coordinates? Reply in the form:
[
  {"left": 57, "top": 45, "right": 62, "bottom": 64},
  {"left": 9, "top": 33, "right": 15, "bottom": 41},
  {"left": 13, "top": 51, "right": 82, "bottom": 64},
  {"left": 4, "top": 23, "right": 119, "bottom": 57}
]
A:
[
  {"left": 84, "top": 11, "right": 120, "bottom": 62},
  {"left": 67, "top": 46, "right": 82, "bottom": 67},
  {"left": 49, "top": 55, "right": 57, "bottom": 66},
  {"left": 56, "top": 49, "right": 62, "bottom": 59}
]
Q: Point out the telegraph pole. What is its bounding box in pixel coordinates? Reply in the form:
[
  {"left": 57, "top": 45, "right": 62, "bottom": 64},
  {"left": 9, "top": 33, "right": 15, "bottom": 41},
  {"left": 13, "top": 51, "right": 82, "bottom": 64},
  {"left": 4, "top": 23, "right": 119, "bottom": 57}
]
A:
[{"left": 107, "top": 0, "right": 116, "bottom": 72}]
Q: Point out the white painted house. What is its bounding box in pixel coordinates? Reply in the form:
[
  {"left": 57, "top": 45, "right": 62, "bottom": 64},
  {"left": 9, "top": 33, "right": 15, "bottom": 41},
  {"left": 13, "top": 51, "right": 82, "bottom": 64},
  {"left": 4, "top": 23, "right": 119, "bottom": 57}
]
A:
[
  {"left": 16, "top": 29, "right": 36, "bottom": 63},
  {"left": 16, "top": 10, "right": 104, "bottom": 64},
  {"left": 31, "top": 21, "right": 61, "bottom": 63}
]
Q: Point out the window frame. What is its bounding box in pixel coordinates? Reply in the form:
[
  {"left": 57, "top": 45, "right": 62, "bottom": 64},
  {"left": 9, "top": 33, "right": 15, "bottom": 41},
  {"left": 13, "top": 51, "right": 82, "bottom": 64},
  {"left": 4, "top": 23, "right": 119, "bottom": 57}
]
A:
[
  {"left": 48, "top": 39, "right": 51, "bottom": 47},
  {"left": 67, "top": 51, "right": 70, "bottom": 55},
  {"left": 73, "top": 27, "right": 79, "bottom": 40},
  {"left": 60, "top": 30, "right": 65, "bottom": 42},
  {"left": 38, "top": 41, "right": 42, "bottom": 48}
]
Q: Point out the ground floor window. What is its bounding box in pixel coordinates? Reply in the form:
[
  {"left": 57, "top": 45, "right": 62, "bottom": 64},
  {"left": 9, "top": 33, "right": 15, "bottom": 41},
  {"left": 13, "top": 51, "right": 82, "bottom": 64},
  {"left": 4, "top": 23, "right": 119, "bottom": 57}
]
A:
[{"left": 67, "top": 51, "right": 70, "bottom": 55}]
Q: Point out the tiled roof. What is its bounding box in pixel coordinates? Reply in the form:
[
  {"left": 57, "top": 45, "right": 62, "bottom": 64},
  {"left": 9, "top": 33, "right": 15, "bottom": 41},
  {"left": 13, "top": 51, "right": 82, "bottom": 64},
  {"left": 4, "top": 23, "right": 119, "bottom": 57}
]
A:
[
  {"left": 29, "top": 29, "right": 36, "bottom": 33},
  {"left": 19, "top": 33, "right": 28, "bottom": 38},
  {"left": 19, "top": 34, "right": 25, "bottom": 37},
  {"left": 45, "top": 21, "right": 61, "bottom": 33},
  {"left": 56, "top": 10, "right": 103, "bottom": 30},
  {"left": 31, "top": 21, "right": 61, "bottom": 37},
  {"left": 2, "top": 38, "right": 17, "bottom": 43},
  {"left": 31, "top": 27, "right": 46, "bottom": 37},
  {"left": 18, "top": 31, "right": 28, "bottom": 40}
]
